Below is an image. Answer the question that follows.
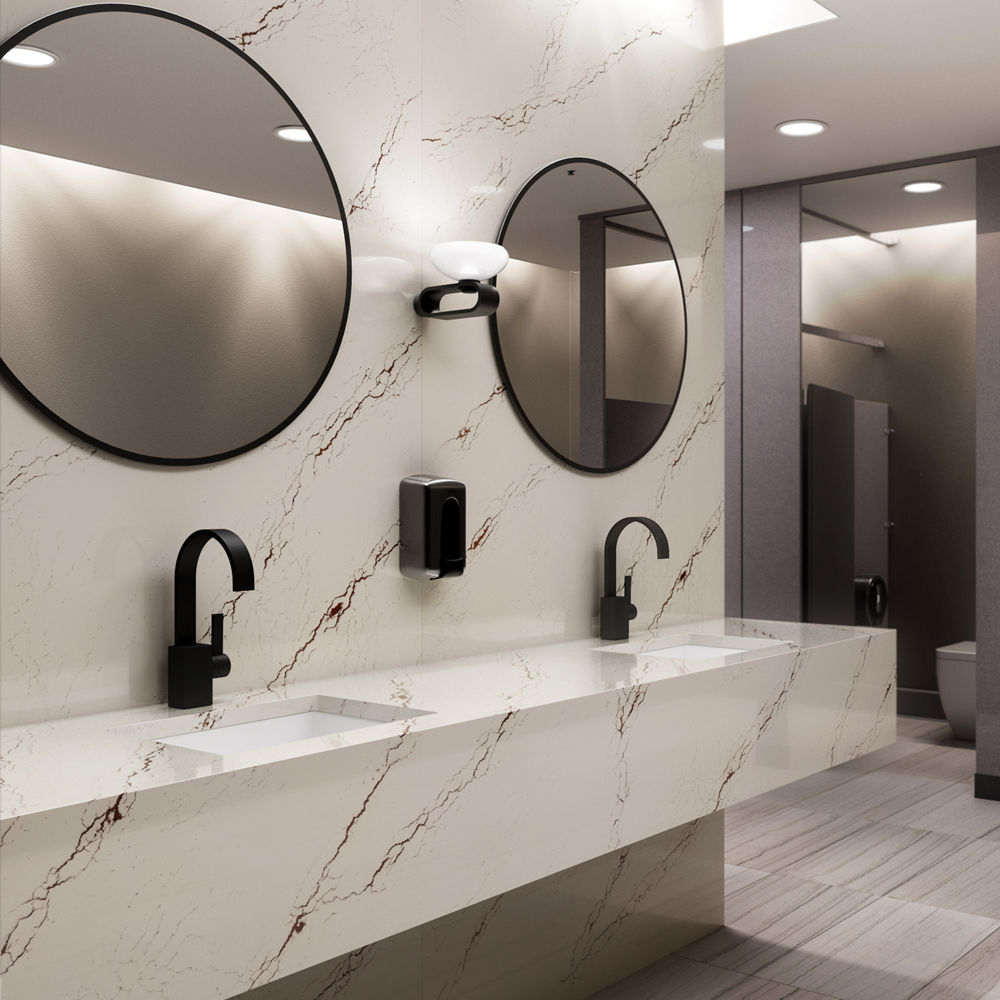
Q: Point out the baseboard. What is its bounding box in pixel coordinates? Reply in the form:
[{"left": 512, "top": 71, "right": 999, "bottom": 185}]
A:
[
  {"left": 896, "top": 688, "right": 945, "bottom": 719},
  {"left": 975, "top": 773, "right": 1000, "bottom": 801}
]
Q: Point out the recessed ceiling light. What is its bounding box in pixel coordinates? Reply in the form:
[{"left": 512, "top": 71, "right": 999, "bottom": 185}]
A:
[
  {"left": 776, "top": 119, "right": 827, "bottom": 137},
  {"left": 902, "top": 180, "right": 944, "bottom": 194},
  {"left": 273, "top": 125, "right": 312, "bottom": 143},
  {"left": 703, "top": 137, "right": 725, "bottom": 150},
  {"left": 2, "top": 45, "right": 58, "bottom": 68}
]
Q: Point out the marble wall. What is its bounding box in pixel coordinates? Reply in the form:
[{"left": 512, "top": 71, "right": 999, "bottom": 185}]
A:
[{"left": 0, "top": 0, "right": 724, "bottom": 727}]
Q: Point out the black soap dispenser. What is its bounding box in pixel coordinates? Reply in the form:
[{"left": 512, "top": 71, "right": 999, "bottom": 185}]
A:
[{"left": 399, "top": 475, "right": 466, "bottom": 580}]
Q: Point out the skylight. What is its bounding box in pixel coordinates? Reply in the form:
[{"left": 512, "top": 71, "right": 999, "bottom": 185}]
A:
[{"left": 724, "top": 0, "right": 837, "bottom": 46}]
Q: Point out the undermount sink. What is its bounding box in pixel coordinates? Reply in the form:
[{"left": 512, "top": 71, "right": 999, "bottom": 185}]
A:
[
  {"left": 598, "top": 633, "right": 789, "bottom": 660},
  {"left": 156, "top": 695, "right": 430, "bottom": 756}
]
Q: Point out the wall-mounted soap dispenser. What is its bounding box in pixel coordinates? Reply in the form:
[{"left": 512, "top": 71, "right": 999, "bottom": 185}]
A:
[{"left": 399, "top": 475, "right": 466, "bottom": 579}]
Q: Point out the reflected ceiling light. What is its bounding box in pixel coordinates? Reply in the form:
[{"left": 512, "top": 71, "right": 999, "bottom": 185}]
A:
[
  {"left": 414, "top": 241, "right": 509, "bottom": 321},
  {"left": 724, "top": 0, "right": 836, "bottom": 45},
  {"left": 703, "top": 137, "right": 725, "bottom": 150},
  {"left": 2, "top": 45, "right": 58, "bottom": 67},
  {"left": 273, "top": 125, "right": 312, "bottom": 143},
  {"left": 776, "top": 119, "right": 827, "bottom": 137},
  {"left": 742, "top": 224, "right": 755, "bottom": 232},
  {"left": 902, "top": 180, "right": 944, "bottom": 194}
]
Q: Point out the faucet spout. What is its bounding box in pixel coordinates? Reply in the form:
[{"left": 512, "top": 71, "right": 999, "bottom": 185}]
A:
[
  {"left": 174, "top": 529, "right": 255, "bottom": 645},
  {"left": 168, "top": 529, "right": 255, "bottom": 709},
  {"left": 600, "top": 516, "right": 669, "bottom": 641}
]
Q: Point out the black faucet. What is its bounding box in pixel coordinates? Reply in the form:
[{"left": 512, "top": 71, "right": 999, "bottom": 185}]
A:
[
  {"left": 600, "top": 517, "right": 669, "bottom": 640},
  {"left": 167, "top": 529, "right": 255, "bottom": 709}
]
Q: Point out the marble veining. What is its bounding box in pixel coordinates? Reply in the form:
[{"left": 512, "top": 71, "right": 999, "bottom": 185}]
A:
[{"left": 1, "top": 620, "right": 892, "bottom": 997}]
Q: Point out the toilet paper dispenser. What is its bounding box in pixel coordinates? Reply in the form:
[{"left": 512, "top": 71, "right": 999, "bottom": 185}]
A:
[{"left": 399, "top": 475, "right": 466, "bottom": 580}]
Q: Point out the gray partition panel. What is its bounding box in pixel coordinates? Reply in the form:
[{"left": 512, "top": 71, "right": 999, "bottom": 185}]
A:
[
  {"left": 854, "top": 399, "right": 890, "bottom": 594},
  {"left": 977, "top": 150, "right": 1000, "bottom": 789},
  {"left": 725, "top": 191, "right": 744, "bottom": 617},
  {"left": 741, "top": 185, "right": 803, "bottom": 621},
  {"left": 805, "top": 384, "right": 855, "bottom": 625}
]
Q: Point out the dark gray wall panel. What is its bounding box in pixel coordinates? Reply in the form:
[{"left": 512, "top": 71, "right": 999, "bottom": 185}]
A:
[
  {"left": 805, "top": 383, "right": 855, "bottom": 625},
  {"left": 854, "top": 400, "right": 890, "bottom": 591},
  {"left": 977, "top": 150, "right": 1000, "bottom": 785},
  {"left": 740, "top": 185, "right": 802, "bottom": 621},
  {"left": 725, "top": 191, "right": 743, "bottom": 617}
]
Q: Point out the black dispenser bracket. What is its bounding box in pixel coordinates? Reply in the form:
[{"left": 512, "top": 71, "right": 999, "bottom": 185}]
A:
[{"left": 399, "top": 475, "right": 466, "bottom": 580}]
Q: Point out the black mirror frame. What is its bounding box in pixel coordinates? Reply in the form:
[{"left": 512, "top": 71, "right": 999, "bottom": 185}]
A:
[
  {"left": 489, "top": 157, "right": 687, "bottom": 475},
  {"left": 0, "top": 3, "right": 352, "bottom": 466}
]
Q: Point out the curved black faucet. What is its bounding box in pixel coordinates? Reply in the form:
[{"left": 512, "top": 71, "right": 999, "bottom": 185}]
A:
[
  {"left": 600, "top": 517, "right": 669, "bottom": 640},
  {"left": 168, "top": 529, "right": 255, "bottom": 709}
]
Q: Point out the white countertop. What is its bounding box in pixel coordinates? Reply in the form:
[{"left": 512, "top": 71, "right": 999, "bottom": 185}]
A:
[
  {"left": 1, "top": 617, "right": 883, "bottom": 820},
  {"left": 1, "top": 618, "right": 895, "bottom": 998}
]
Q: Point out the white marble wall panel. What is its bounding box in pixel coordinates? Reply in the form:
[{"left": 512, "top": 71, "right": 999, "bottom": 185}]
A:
[
  {"left": 418, "top": 0, "right": 725, "bottom": 659},
  {"left": 1, "top": 0, "right": 724, "bottom": 729},
  {"left": 0, "top": 0, "right": 430, "bottom": 727}
]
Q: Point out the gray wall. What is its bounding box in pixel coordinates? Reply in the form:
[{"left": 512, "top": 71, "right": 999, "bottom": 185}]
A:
[
  {"left": 976, "top": 150, "right": 1000, "bottom": 795},
  {"left": 728, "top": 185, "right": 803, "bottom": 622},
  {"left": 801, "top": 221, "right": 976, "bottom": 715}
]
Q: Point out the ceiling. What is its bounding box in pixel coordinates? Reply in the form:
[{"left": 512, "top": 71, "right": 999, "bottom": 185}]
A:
[
  {"left": 725, "top": 0, "right": 1000, "bottom": 192},
  {"left": 0, "top": 9, "right": 340, "bottom": 219}
]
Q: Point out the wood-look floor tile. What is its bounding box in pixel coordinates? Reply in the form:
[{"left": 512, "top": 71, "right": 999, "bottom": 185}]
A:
[
  {"left": 843, "top": 744, "right": 977, "bottom": 785},
  {"left": 896, "top": 718, "right": 956, "bottom": 743},
  {"left": 780, "top": 819, "right": 970, "bottom": 895},
  {"left": 787, "top": 770, "right": 956, "bottom": 824},
  {"left": 908, "top": 928, "right": 1000, "bottom": 1000},
  {"left": 837, "top": 739, "right": 935, "bottom": 774},
  {"left": 586, "top": 954, "right": 840, "bottom": 999},
  {"left": 746, "top": 769, "right": 861, "bottom": 809},
  {"left": 878, "top": 781, "right": 1000, "bottom": 839},
  {"left": 725, "top": 804, "right": 870, "bottom": 874},
  {"left": 888, "top": 838, "right": 1000, "bottom": 919},
  {"left": 725, "top": 865, "right": 772, "bottom": 897},
  {"left": 755, "top": 897, "right": 999, "bottom": 1000},
  {"left": 678, "top": 870, "right": 877, "bottom": 975}
]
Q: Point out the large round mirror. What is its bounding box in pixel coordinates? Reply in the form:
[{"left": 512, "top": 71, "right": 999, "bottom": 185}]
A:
[
  {"left": 0, "top": 5, "right": 350, "bottom": 464},
  {"left": 491, "top": 158, "right": 686, "bottom": 472}
]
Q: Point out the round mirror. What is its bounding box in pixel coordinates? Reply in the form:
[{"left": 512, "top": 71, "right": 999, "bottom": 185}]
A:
[
  {"left": 491, "top": 158, "right": 686, "bottom": 473},
  {"left": 0, "top": 5, "right": 350, "bottom": 465}
]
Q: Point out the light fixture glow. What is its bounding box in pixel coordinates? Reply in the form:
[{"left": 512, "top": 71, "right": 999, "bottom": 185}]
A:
[
  {"left": 742, "top": 224, "right": 755, "bottom": 233},
  {"left": 902, "top": 180, "right": 944, "bottom": 194},
  {"left": 703, "top": 137, "right": 725, "bottom": 151},
  {"left": 776, "top": 119, "right": 827, "bottom": 137},
  {"left": 2, "top": 44, "right": 58, "bottom": 68},
  {"left": 414, "top": 242, "right": 509, "bottom": 320},
  {"left": 430, "top": 241, "right": 509, "bottom": 282},
  {"left": 724, "top": 0, "right": 837, "bottom": 46},
  {"left": 273, "top": 125, "right": 312, "bottom": 143}
]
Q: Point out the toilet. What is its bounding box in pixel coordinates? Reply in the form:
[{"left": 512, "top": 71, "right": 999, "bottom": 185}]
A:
[{"left": 935, "top": 641, "right": 976, "bottom": 741}]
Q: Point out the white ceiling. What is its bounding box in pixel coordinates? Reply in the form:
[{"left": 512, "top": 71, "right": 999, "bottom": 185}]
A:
[
  {"left": 0, "top": 9, "right": 341, "bottom": 219},
  {"left": 725, "top": 0, "right": 1000, "bottom": 192}
]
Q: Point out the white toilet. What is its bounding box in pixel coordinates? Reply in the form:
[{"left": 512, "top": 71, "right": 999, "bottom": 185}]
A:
[{"left": 935, "top": 641, "right": 976, "bottom": 741}]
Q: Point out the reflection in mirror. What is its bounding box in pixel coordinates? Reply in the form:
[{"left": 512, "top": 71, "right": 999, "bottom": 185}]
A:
[
  {"left": 491, "top": 159, "right": 686, "bottom": 473},
  {"left": 0, "top": 6, "right": 350, "bottom": 464}
]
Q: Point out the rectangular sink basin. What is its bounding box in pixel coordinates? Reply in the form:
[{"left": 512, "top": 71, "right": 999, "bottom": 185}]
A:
[
  {"left": 156, "top": 695, "right": 429, "bottom": 756},
  {"left": 598, "top": 633, "right": 788, "bottom": 660}
]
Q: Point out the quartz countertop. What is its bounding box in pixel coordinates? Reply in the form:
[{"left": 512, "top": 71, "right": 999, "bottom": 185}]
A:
[
  {"left": 1, "top": 618, "right": 895, "bottom": 998},
  {"left": 1, "top": 617, "right": 881, "bottom": 820}
]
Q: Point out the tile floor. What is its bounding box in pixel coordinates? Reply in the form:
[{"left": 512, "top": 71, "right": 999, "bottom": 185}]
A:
[{"left": 589, "top": 719, "right": 1000, "bottom": 1000}]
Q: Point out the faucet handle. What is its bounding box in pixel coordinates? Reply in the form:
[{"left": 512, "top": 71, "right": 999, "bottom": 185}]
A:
[
  {"left": 211, "top": 613, "right": 231, "bottom": 679},
  {"left": 624, "top": 575, "right": 638, "bottom": 621}
]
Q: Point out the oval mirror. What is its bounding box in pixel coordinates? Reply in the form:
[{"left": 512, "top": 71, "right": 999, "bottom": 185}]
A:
[
  {"left": 0, "top": 5, "right": 350, "bottom": 465},
  {"left": 491, "top": 158, "right": 686, "bottom": 472}
]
